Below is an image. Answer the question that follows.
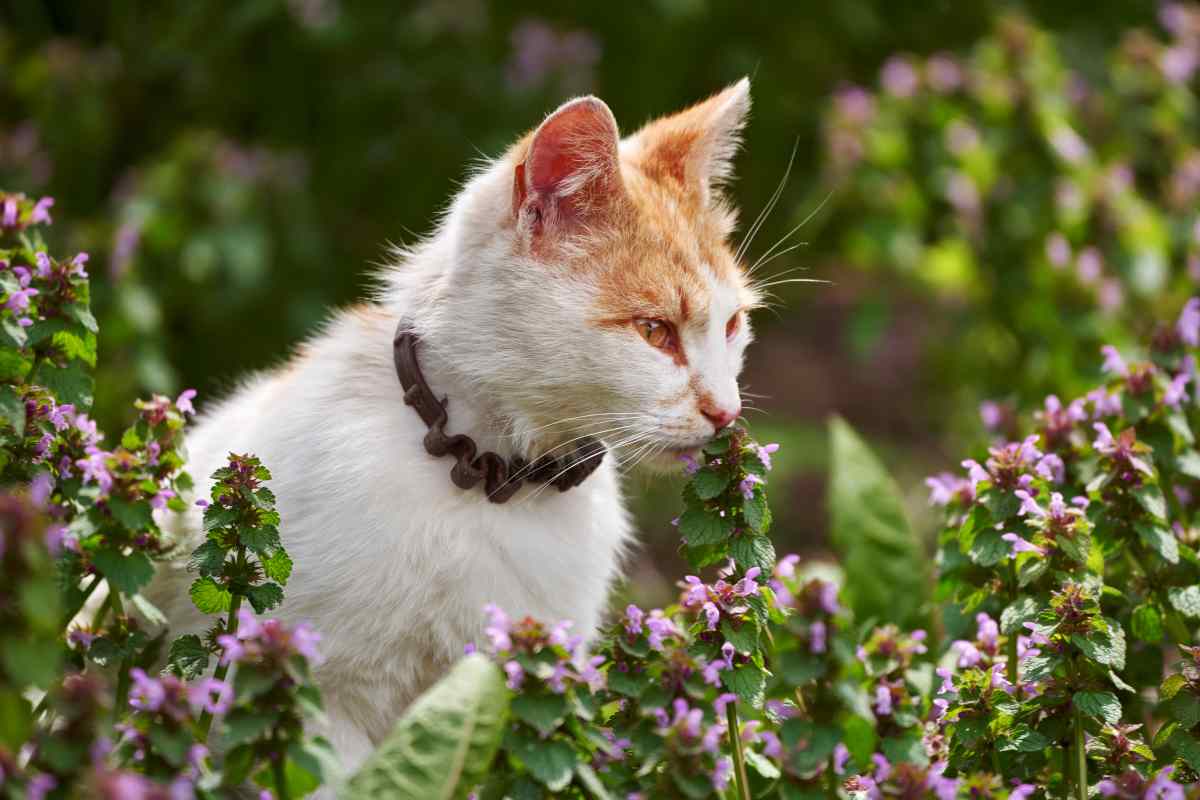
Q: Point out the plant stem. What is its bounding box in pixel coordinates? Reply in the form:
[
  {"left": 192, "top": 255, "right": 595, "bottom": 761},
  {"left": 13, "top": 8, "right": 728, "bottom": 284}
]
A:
[
  {"left": 272, "top": 749, "right": 290, "bottom": 800},
  {"left": 1007, "top": 562, "right": 1020, "bottom": 690},
  {"left": 63, "top": 574, "right": 100, "bottom": 626},
  {"left": 725, "top": 701, "right": 752, "bottom": 800},
  {"left": 199, "top": 546, "right": 247, "bottom": 738},
  {"left": 1072, "top": 702, "right": 1087, "bottom": 800},
  {"left": 110, "top": 590, "right": 130, "bottom": 723}
]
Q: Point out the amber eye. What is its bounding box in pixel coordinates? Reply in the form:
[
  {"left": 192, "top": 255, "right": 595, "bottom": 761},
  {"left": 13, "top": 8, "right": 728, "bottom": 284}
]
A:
[
  {"left": 726, "top": 312, "right": 741, "bottom": 339},
  {"left": 634, "top": 318, "right": 676, "bottom": 351}
]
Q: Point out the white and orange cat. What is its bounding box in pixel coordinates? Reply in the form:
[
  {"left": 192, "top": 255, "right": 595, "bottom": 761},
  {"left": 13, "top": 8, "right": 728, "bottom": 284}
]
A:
[{"left": 148, "top": 79, "right": 761, "bottom": 777}]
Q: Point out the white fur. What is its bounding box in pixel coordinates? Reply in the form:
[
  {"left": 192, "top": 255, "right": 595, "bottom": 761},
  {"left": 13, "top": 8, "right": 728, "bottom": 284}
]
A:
[{"left": 146, "top": 91, "right": 753, "bottom": 786}]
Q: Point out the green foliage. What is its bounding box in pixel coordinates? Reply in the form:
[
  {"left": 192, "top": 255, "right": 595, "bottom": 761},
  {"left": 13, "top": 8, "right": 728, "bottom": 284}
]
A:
[{"left": 827, "top": 416, "right": 927, "bottom": 628}]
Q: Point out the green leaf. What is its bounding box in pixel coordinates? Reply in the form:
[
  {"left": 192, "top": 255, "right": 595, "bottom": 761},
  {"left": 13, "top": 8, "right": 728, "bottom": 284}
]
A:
[
  {"left": 222, "top": 708, "right": 278, "bottom": 746},
  {"left": 1135, "top": 521, "right": 1179, "bottom": 565},
  {"left": 1177, "top": 451, "right": 1200, "bottom": 480},
  {"left": 262, "top": 548, "right": 294, "bottom": 585},
  {"left": 1071, "top": 618, "right": 1126, "bottom": 670},
  {"left": 1167, "top": 585, "right": 1200, "bottom": 618},
  {"left": 1074, "top": 691, "right": 1122, "bottom": 724},
  {"left": 1131, "top": 603, "right": 1163, "bottom": 643},
  {"left": 998, "top": 724, "right": 1050, "bottom": 752},
  {"left": 691, "top": 467, "right": 729, "bottom": 500},
  {"left": 1132, "top": 484, "right": 1167, "bottom": 521},
  {"left": 841, "top": 715, "right": 877, "bottom": 769},
  {"left": 742, "top": 492, "right": 771, "bottom": 534},
  {"left": 106, "top": 497, "right": 154, "bottom": 533},
  {"left": 1000, "top": 597, "right": 1039, "bottom": 635},
  {"left": 92, "top": 548, "right": 155, "bottom": 596},
  {"left": 0, "top": 385, "right": 25, "bottom": 436},
  {"left": 1162, "top": 674, "right": 1189, "bottom": 701},
  {"left": 32, "top": 361, "right": 93, "bottom": 408},
  {"left": 240, "top": 524, "right": 281, "bottom": 555},
  {"left": 677, "top": 507, "right": 733, "bottom": 547},
  {"left": 967, "top": 528, "right": 1008, "bottom": 567},
  {"left": 165, "top": 635, "right": 210, "bottom": 680},
  {"left": 513, "top": 736, "right": 576, "bottom": 792},
  {"left": 573, "top": 762, "right": 613, "bottom": 800},
  {"left": 721, "top": 664, "right": 766, "bottom": 708},
  {"left": 881, "top": 733, "right": 927, "bottom": 766},
  {"left": 827, "top": 417, "right": 925, "bottom": 628},
  {"left": 344, "top": 654, "right": 509, "bottom": 800},
  {"left": 721, "top": 618, "right": 759, "bottom": 654},
  {"left": 510, "top": 692, "right": 568, "bottom": 736},
  {"left": 189, "top": 576, "right": 232, "bottom": 614},
  {"left": 777, "top": 651, "right": 826, "bottom": 686},
  {"left": 744, "top": 748, "right": 781, "bottom": 780},
  {"left": 729, "top": 532, "right": 775, "bottom": 573},
  {"left": 245, "top": 582, "right": 284, "bottom": 614},
  {"left": 188, "top": 540, "right": 228, "bottom": 577}
]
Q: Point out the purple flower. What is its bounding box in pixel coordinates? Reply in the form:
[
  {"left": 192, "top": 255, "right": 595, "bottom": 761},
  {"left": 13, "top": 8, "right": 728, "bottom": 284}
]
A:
[
  {"left": 624, "top": 604, "right": 644, "bottom": 635},
  {"left": 711, "top": 756, "right": 733, "bottom": 791},
  {"left": 873, "top": 684, "right": 893, "bottom": 715},
  {"left": 881, "top": 56, "right": 919, "bottom": 97},
  {"left": 1162, "top": 44, "right": 1199, "bottom": 83},
  {"left": 681, "top": 575, "right": 707, "bottom": 606},
  {"left": 1002, "top": 532, "right": 1046, "bottom": 558},
  {"left": 754, "top": 442, "right": 779, "bottom": 470},
  {"left": 188, "top": 678, "right": 233, "bottom": 715},
  {"left": 1087, "top": 388, "right": 1123, "bottom": 418},
  {"left": 760, "top": 730, "right": 782, "bottom": 759},
  {"left": 128, "top": 668, "right": 166, "bottom": 712},
  {"left": 925, "top": 54, "right": 962, "bottom": 92},
  {"left": 732, "top": 566, "right": 761, "bottom": 596},
  {"left": 774, "top": 553, "right": 799, "bottom": 578},
  {"left": 29, "top": 472, "right": 53, "bottom": 507},
  {"left": 76, "top": 448, "right": 114, "bottom": 494},
  {"left": 1, "top": 198, "right": 16, "bottom": 227},
  {"left": 1179, "top": 298, "right": 1200, "bottom": 347},
  {"left": 935, "top": 666, "right": 955, "bottom": 695},
  {"left": 738, "top": 473, "right": 762, "bottom": 499},
  {"left": 720, "top": 641, "right": 735, "bottom": 670},
  {"left": 68, "top": 628, "right": 96, "bottom": 650},
  {"left": 702, "top": 601, "right": 720, "bottom": 630},
  {"left": 645, "top": 612, "right": 676, "bottom": 651},
  {"left": 1165, "top": 371, "right": 1191, "bottom": 408},
  {"left": 503, "top": 660, "right": 524, "bottom": 690},
  {"left": 930, "top": 697, "right": 949, "bottom": 721},
  {"left": 1077, "top": 247, "right": 1103, "bottom": 284},
  {"left": 678, "top": 452, "right": 700, "bottom": 474},
  {"left": 1014, "top": 489, "right": 1043, "bottom": 517},
  {"left": 952, "top": 639, "right": 983, "bottom": 668},
  {"left": 925, "top": 472, "right": 972, "bottom": 506},
  {"left": 176, "top": 388, "right": 197, "bottom": 415},
  {"left": 49, "top": 402, "right": 75, "bottom": 431},
  {"left": 30, "top": 196, "right": 53, "bottom": 224},
  {"left": 483, "top": 603, "right": 512, "bottom": 652},
  {"left": 833, "top": 742, "right": 851, "bottom": 774},
  {"left": 1101, "top": 345, "right": 1128, "bottom": 377},
  {"left": 990, "top": 663, "right": 1015, "bottom": 694},
  {"left": 578, "top": 655, "right": 605, "bottom": 692},
  {"left": 701, "top": 656, "right": 725, "bottom": 686},
  {"left": 27, "top": 774, "right": 57, "bottom": 800},
  {"left": 1146, "top": 766, "right": 1185, "bottom": 800},
  {"left": 1045, "top": 233, "right": 1071, "bottom": 268},
  {"left": 817, "top": 580, "right": 841, "bottom": 614},
  {"left": 150, "top": 489, "right": 176, "bottom": 510},
  {"left": 1035, "top": 453, "right": 1065, "bottom": 483},
  {"left": 809, "top": 620, "right": 827, "bottom": 653},
  {"left": 1049, "top": 126, "right": 1090, "bottom": 164},
  {"left": 714, "top": 692, "right": 738, "bottom": 718},
  {"left": 547, "top": 619, "right": 573, "bottom": 648}
]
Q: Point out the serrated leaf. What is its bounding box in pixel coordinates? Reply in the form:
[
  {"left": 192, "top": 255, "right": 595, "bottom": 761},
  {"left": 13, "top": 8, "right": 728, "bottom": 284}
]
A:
[
  {"left": 510, "top": 692, "right": 567, "bottom": 736},
  {"left": 262, "top": 548, "right": 293, "bottom": 585},
  {"left": 1167, "top": 585, "right": 1200, "bottom": 618},
  {"left": 344, "top": 655, "right": 508, "bottom": 800},
  {"left": 678, "top": 507, "right": 733, "bottom": 547},
  {"left": 1175, "top": 733, "right": 1200, "bottom": 772},
  {"left": 998, "top": 725, "right": 1050, "bottom": 753},
  {"left": 189, "top": 577, "right": 231, "bottom": 614},
  {"left": 743, "top": 492, "right": 770, "bottom": 533},
  {"left": 1074, "top": 691, "right": 1122, "bottom": 724},
  {"left": 165, "top": 635, "right": 210, "bottom": 680},
  {"left": 92, "top": 548, "right": 155, "bottom": 596},
  {"left": 1162, "top": 674, "right": 1189, "bottom": 701},
  {"left": 1133, "top": 484, "right": 1166, "bottom": 521},
  {"left": 1072, "top": 619, "right": 1126, "bottom": 670},
  {"left": 1000, "top": 597, "right": 1039, "bottom": 635},
  {"left": 106, "top": 497, "right": 154, "bottom": 533},
  {"left": 721, "top": 618, "right": 759, "bottom": 654},
  {"left": 968, "top": 528, "right": 1009, "bottom": 567},
  {"left": 189, "top": 540, "right": 228, "bottom": 577},
  {"left": 240, "top": 524, "right": 280, "bottom": 555},
  {"left": 1135, "top": 521, "right": 1179, "bottom": 565},
  {"left": 729, "top": 533, "right": 774, "bottom": 573},
  {"left": 32, "top": 361, "right": 93, "bottom": 408},
  {"left": 1131, "top": 603, "right": 1163, "bottom": 643},
  {"left": 515, "top": 736, "right": 575, "bottom": 792},
  {"left": 827, "top": 417, "right": 925, "bottom": 628},
  {"left": 721, "top": 664, "right": 765, "bottom": 708},
  {"left": 245, "top": 582, "right": 284, "bottom": 614},
  {"left": 841, "top": 715, "right": 877, "bottom": 769},
  {"left": 691, "top": 467, "right": 729, "bottom": 500}
]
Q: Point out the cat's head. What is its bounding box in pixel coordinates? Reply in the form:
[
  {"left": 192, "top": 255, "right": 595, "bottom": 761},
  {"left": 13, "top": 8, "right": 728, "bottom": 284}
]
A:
[{"left": 431, "top": 79, "right": 760, "bottom": 472}]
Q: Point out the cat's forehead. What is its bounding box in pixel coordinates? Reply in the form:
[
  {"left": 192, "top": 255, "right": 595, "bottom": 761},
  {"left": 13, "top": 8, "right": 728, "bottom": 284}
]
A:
[{"left": 583, "top": 168, "right": 746, "bottom": 326}]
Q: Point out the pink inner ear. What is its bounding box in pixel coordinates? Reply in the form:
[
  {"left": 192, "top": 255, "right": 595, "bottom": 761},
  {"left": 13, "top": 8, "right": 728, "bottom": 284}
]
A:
[{"left": 521, "top": 99, "right": 621, "bottom": 223}]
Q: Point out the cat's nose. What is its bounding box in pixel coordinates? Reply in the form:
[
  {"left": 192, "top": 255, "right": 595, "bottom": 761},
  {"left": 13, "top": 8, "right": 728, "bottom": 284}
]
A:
[{"left": 700, "top": 401, "right": 740, "bottom": 431}]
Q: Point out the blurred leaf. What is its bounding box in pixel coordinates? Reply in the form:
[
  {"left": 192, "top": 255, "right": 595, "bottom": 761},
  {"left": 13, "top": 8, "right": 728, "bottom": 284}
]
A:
[
  {"left": 343, "top": 654, "right": 508, "bottom": 800},
  {"left": 827, "top": 417, "right": 926, "bottom": 628}
]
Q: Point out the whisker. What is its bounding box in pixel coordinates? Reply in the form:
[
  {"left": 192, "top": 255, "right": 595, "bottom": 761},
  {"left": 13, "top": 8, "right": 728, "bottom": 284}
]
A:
[
  {"left": 490, "top": 422, "right": 646, "bottom": 495},
  {"left": 735, "top": 139, "right": 798, "bottom": 264},
  {"left": 746, "top": 190, "right": 833, "bottom": 277}
]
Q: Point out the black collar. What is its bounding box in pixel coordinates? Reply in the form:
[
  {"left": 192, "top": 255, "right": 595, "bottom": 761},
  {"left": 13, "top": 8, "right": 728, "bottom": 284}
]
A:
[{"left": 392, "top": 324, "right": 605, "bottom": 504}]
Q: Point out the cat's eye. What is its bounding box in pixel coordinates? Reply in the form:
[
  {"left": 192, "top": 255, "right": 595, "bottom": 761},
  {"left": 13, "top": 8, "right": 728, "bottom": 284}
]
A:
[
  {"left": 726, "top": 312, "right": 741, "bottom": 340},
  {"left": 634, "top": 318, "right": 676, "bottom": 352}
]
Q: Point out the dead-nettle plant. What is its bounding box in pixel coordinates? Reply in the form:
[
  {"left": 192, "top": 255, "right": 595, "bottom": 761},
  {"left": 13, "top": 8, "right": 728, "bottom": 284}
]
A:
[{"left": 0, "top": 190, "right": 331, "bottom": 799}]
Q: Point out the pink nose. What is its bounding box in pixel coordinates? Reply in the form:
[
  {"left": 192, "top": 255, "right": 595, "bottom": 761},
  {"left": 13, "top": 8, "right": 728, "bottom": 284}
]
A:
[{"left": 700, "top": 401, "right": 740, "bottom": 431}]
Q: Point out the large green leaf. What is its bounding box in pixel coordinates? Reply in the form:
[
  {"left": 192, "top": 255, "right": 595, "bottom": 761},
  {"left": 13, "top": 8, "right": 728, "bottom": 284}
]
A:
[
  {"left": 343, "top": 654, "right": 509, "bottom": 800},
  {"left": 827, "top": 417, "right": 926, "bottom": 627}
]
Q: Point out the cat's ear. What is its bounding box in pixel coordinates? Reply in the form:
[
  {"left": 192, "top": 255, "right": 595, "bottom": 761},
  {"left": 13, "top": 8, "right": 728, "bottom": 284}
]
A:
[
  {"left": 630, "top": 78, "right": 750, "bottom": 204},
  {"left": 513, "top": 96, "right": 624, "bottom": 240}
]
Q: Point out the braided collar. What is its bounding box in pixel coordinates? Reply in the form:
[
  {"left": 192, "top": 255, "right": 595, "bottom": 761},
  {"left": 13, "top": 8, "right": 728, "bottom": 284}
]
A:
[{"left": 392, "top": 325, "right": 606, "bottom": 504}]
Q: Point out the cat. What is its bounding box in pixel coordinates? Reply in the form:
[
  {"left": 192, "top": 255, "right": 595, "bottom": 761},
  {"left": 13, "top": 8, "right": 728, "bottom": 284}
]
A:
[{"left": 146, "top": 78, "right": 761, "bottom": 783}]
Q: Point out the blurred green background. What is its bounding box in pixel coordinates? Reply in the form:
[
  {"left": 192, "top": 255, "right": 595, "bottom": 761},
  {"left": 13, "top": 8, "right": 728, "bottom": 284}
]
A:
[{"left": 4, "top": 0, "right": 1196, "bottom": 605}]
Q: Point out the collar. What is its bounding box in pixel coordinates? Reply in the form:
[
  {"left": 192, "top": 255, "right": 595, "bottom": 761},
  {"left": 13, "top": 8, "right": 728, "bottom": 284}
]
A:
[{"left": 392, "top": 324, "right": 605, "bottom": 504}]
